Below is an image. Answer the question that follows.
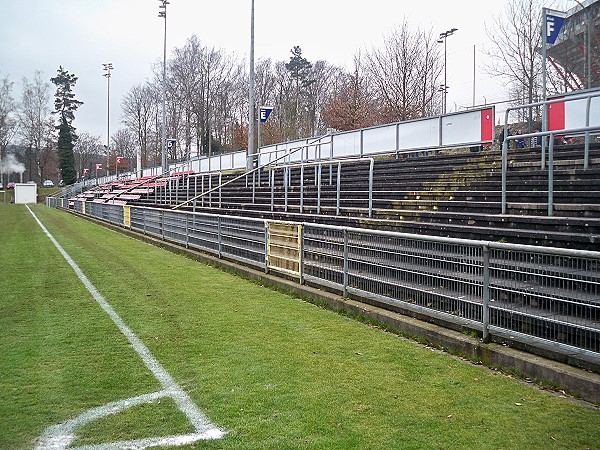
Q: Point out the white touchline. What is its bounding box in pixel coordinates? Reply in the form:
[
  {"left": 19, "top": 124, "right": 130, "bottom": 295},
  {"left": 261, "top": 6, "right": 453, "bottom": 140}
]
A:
[{"left": 28, "top": 206, "right": 225, "bottom": 449}]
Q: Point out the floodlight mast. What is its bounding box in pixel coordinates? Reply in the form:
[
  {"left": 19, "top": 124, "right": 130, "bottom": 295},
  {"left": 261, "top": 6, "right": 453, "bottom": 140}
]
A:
[
  {"left": 158, "top": 0, "right": 170, "bottom": 175},
  {"left": 247, "top": 0, "right": 255, "bottom": 170},
  {"left": 437, "top": 28, "right": 458, "bottom": 114},
  {"left": 102, "top": 63, "right": 113, "bottom": 178}
]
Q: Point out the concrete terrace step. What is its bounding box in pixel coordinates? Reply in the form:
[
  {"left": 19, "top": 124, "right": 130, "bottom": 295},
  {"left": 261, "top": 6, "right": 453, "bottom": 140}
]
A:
[{"left": 175, "top": 204, "right": 599, "bottom": 250}]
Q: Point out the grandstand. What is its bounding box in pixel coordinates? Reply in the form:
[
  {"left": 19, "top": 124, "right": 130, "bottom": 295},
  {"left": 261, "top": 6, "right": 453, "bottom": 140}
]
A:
[
  {"left": 49, "top": 93, "right": 600, "bottom": 381},
  {"left": 69, "top": 133, "right": 600, "bottom": 250}
]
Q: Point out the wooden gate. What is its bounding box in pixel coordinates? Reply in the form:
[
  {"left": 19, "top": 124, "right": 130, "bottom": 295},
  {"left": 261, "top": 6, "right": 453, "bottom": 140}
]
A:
[{"left": 266, "top": 221, "right": 302, "bottom": 276}]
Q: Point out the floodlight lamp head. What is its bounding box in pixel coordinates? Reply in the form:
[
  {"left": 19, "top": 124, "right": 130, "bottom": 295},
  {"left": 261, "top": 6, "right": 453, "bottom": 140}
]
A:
[{"left": 451, "top": 28, "right": 458, "bottom": 32}]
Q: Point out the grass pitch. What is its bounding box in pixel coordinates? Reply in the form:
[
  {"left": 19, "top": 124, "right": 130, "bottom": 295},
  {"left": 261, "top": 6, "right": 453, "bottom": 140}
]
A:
[{"left": 1, "top": 204, "right": 599, "bottom": 449}]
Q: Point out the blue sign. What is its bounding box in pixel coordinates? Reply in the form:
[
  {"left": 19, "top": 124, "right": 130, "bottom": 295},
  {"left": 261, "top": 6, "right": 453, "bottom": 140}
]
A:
[
  {"left": 259, "top": 106, "right": 273, "bottom": 123},
  {"left": 167, "top": 139, "right": 176, "bottom": 149},
  {"left": 546, "top": 13, "right": 565, "bottom": 44}
]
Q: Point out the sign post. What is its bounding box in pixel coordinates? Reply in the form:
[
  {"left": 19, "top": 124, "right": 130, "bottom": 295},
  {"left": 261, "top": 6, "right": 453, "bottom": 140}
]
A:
[{"left": 542, "top": 7, "right": 566, "bottom": 168}]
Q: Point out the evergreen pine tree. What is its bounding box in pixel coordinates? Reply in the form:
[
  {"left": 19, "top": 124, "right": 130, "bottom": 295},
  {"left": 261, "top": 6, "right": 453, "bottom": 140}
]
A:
[
  {"left": 56, "top": 119, "right": 76, "bottom": 184},
  {"left": 50, "top": 66, "right": 83, "bottom": 185}
]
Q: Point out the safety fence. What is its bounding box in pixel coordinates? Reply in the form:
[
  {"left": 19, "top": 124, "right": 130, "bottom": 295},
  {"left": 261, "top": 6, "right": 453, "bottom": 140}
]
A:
[{"left": 49, "top": 197, "right": 600, "bottom": 363}]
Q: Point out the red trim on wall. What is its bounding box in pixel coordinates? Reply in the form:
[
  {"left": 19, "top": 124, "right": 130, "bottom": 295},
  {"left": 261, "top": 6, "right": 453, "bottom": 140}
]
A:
[
  {"left": 480, "top": 108, "right": 493, "bottom": 140},
  {"left": 548, "top": 98, "right": 565, "bottom": 131}
]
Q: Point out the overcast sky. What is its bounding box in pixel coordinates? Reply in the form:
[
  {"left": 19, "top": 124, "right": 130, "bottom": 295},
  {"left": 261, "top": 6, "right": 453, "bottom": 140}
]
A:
[{"left": 1, "top": 0, "right": 518, "bottom": 141}]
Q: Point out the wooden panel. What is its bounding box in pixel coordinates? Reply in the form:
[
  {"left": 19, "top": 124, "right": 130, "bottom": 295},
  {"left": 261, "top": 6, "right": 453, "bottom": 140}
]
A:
[{"left": 267, "top": 221, "right": 301, "bottom": 275}]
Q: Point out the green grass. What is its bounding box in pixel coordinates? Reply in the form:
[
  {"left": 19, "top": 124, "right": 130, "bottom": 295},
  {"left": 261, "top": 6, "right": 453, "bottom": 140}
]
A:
[{"left": 1, "top": 203, "right": 599, "bottom": 449}]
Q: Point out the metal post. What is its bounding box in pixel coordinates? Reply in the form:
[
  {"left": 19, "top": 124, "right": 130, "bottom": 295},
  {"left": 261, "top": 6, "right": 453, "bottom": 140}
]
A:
[
  {"left": 501, "top": 139, "right": 508, "bottom": 214},
  {"left": 185, "top": 212, "right": 189, "bottom": 248},
  {"left": 299, "top": 225, "right": 305, "bottom": 284},
  {"left": 247, "top": 0, "right": 255, "bottom": 170},
  {"left": 548, "top": 134, "right": 554, "bottom": 216},
  {"left": 218, "top": 216, "right": 222, "bottom": 258},
  {"left": 300, "top": 164, "right": 304, "bottom": 213},
  {"left": 482, "top": 245, "right": 490, "bottom": 342},
  {"left": 317, "top": 164, "right": 322, "bottom": 214},
  {"left": 343, "top": 229, "right": 349, "bottom": 297},
  {"left": 271, "top": 168, "right": 275, "bottom": 212},
  {"left": 102, "top": 63, "right": 113, "bottom": 178},
  {"left": 368, "top": 159, "right": 374, "bottom": 218},
  {"left": 264, "top": 222, "right": 269, "bottom": 273},
  {"left": 284, "top": 166, "right": 289, "bottom": 212},
  {"left": 158, "top": 1, "right": 169, "bottom": 175},
  {"left": 336, "top": 161, "right": 341, "bottom": 215},
  {"left": 161, "top": 210, "right": 165, "bottom": 239},
  {"left": 585, "top": 96, "right": 591, "bottom": 169},
  {"left": 541, "top": 8, "right": 548, "bottom": 170},
  {"left": 219, "top": 173, "right": 222, "bottom": 208}
]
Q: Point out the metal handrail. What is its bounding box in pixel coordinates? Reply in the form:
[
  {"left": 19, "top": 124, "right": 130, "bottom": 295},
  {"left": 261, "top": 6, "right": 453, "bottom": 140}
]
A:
[
  {"left": 269, "top": 157, "right": 375, "bottom": 218},
  {"left": 171, "top": 135, "right": 332, "bottom": 210},
  {"left": 501, "top": 125, "right": 600, "bottom": 215},
  {"left": 502, "top": 89, "right": 600, "bottom": 170}
]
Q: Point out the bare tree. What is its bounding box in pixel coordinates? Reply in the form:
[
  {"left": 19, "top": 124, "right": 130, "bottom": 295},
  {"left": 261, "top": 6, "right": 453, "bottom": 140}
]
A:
[
  {"left": 0, "top": 75, "right": 18, "bottom": 186},
  {"left": 121, "top": 82, "right": 158, "bottom": 169},
  {"left": 485, "top": 0, "right": 546, "bottom": 128},
  {"left": 111, "top": 128, "right": 137, "bottom": 172},
  {"left": 19, "top": 71, "right": 54, "bottom": 182},
  {"left": 73, "top": 132, "right": 102, "bottom": 179},
  {"left": 366, "top": 21, "right": 442, "bottom": 122},
  {"left": 322, "top": 53, "right": 381, "bottom": 131}
]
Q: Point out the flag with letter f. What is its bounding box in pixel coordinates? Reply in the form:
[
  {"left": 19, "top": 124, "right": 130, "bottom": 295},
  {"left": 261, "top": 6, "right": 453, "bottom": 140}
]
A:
[{"left": 546, "top": 10, "right": 566, "bottom": 44}]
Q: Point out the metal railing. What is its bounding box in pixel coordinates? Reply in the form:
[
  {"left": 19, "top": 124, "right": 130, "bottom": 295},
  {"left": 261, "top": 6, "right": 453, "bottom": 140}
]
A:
[
  {"left": 501, "top": 89, "right": 600, "bottom": 216},
  {"left": 268, "top": 157, "right": 375, "bottom": 217},
  {"left": 172, "top": 135, "right": 332, "bottom": 211},
  {"left": 54, "top": 199, "right": 600, "bottom": 363}
]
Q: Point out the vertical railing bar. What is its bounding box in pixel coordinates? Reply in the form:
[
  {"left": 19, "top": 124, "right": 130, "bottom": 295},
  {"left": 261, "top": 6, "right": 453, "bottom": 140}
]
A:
[
  {"left": 300, "top": 164, "right": 304, "bottom": 213},
  {"left": 585, "top": 96, "right": 591, "bottom": 169},
  {"left": 482, "top": 245, "right": 490, "bottom": 343},
  {"left": 218, "top": 215, "right": 222, "bottom": 258},
  {"left": 317, "top": 164, "right": 322, "bottom": 214},
  {"left": 271, "top": 168, "right": 275, "bottom": 212},
  {"left": 336, "top": 162, "right": 341, "bottom": 215},
  {"left": 501, "top": 138, "right": 508, "bottom": 215},
  {"left": 284, "top": 166, "right": 289, "bottom": 212},
  {"left": 548, "top": 133, "right": 554, "bottom": 216},
  {"left": 264, "top": 221, "right": 269, "bottom": 273},
  {"left": 299, "top": 224, "right": 305, "bottom": 284},
  {"left": 343, "top": 228, "right": 348, "bottom": 297},
  {"left": 368, "top": 158, "right": 374, "bottom": 218}
]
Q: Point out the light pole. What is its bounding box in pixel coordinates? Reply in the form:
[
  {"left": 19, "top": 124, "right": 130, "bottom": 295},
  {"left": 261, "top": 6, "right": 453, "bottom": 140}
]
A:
[
  {"left": 437, "top": 28, "right": 457, "bottom": 114},
  {"left": 102, "top": 63, "right": 113, "bottom": 179},
  {"left": 158, "top": 0, "right": 169, "bottom": 175},
  {"left": 247, "top": 0, "right": 255, "bottom": 170}
]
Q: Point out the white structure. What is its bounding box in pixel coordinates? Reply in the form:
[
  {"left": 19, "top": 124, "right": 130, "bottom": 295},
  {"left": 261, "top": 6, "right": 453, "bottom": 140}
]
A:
[{"left": 14, "top": 183, "right": 37, "bottom": 204}]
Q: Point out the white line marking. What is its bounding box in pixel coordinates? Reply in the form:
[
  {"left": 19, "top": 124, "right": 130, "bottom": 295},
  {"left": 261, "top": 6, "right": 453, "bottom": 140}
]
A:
[{"left": 28, "top": 206, "right": 225, "bottom": 449}]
